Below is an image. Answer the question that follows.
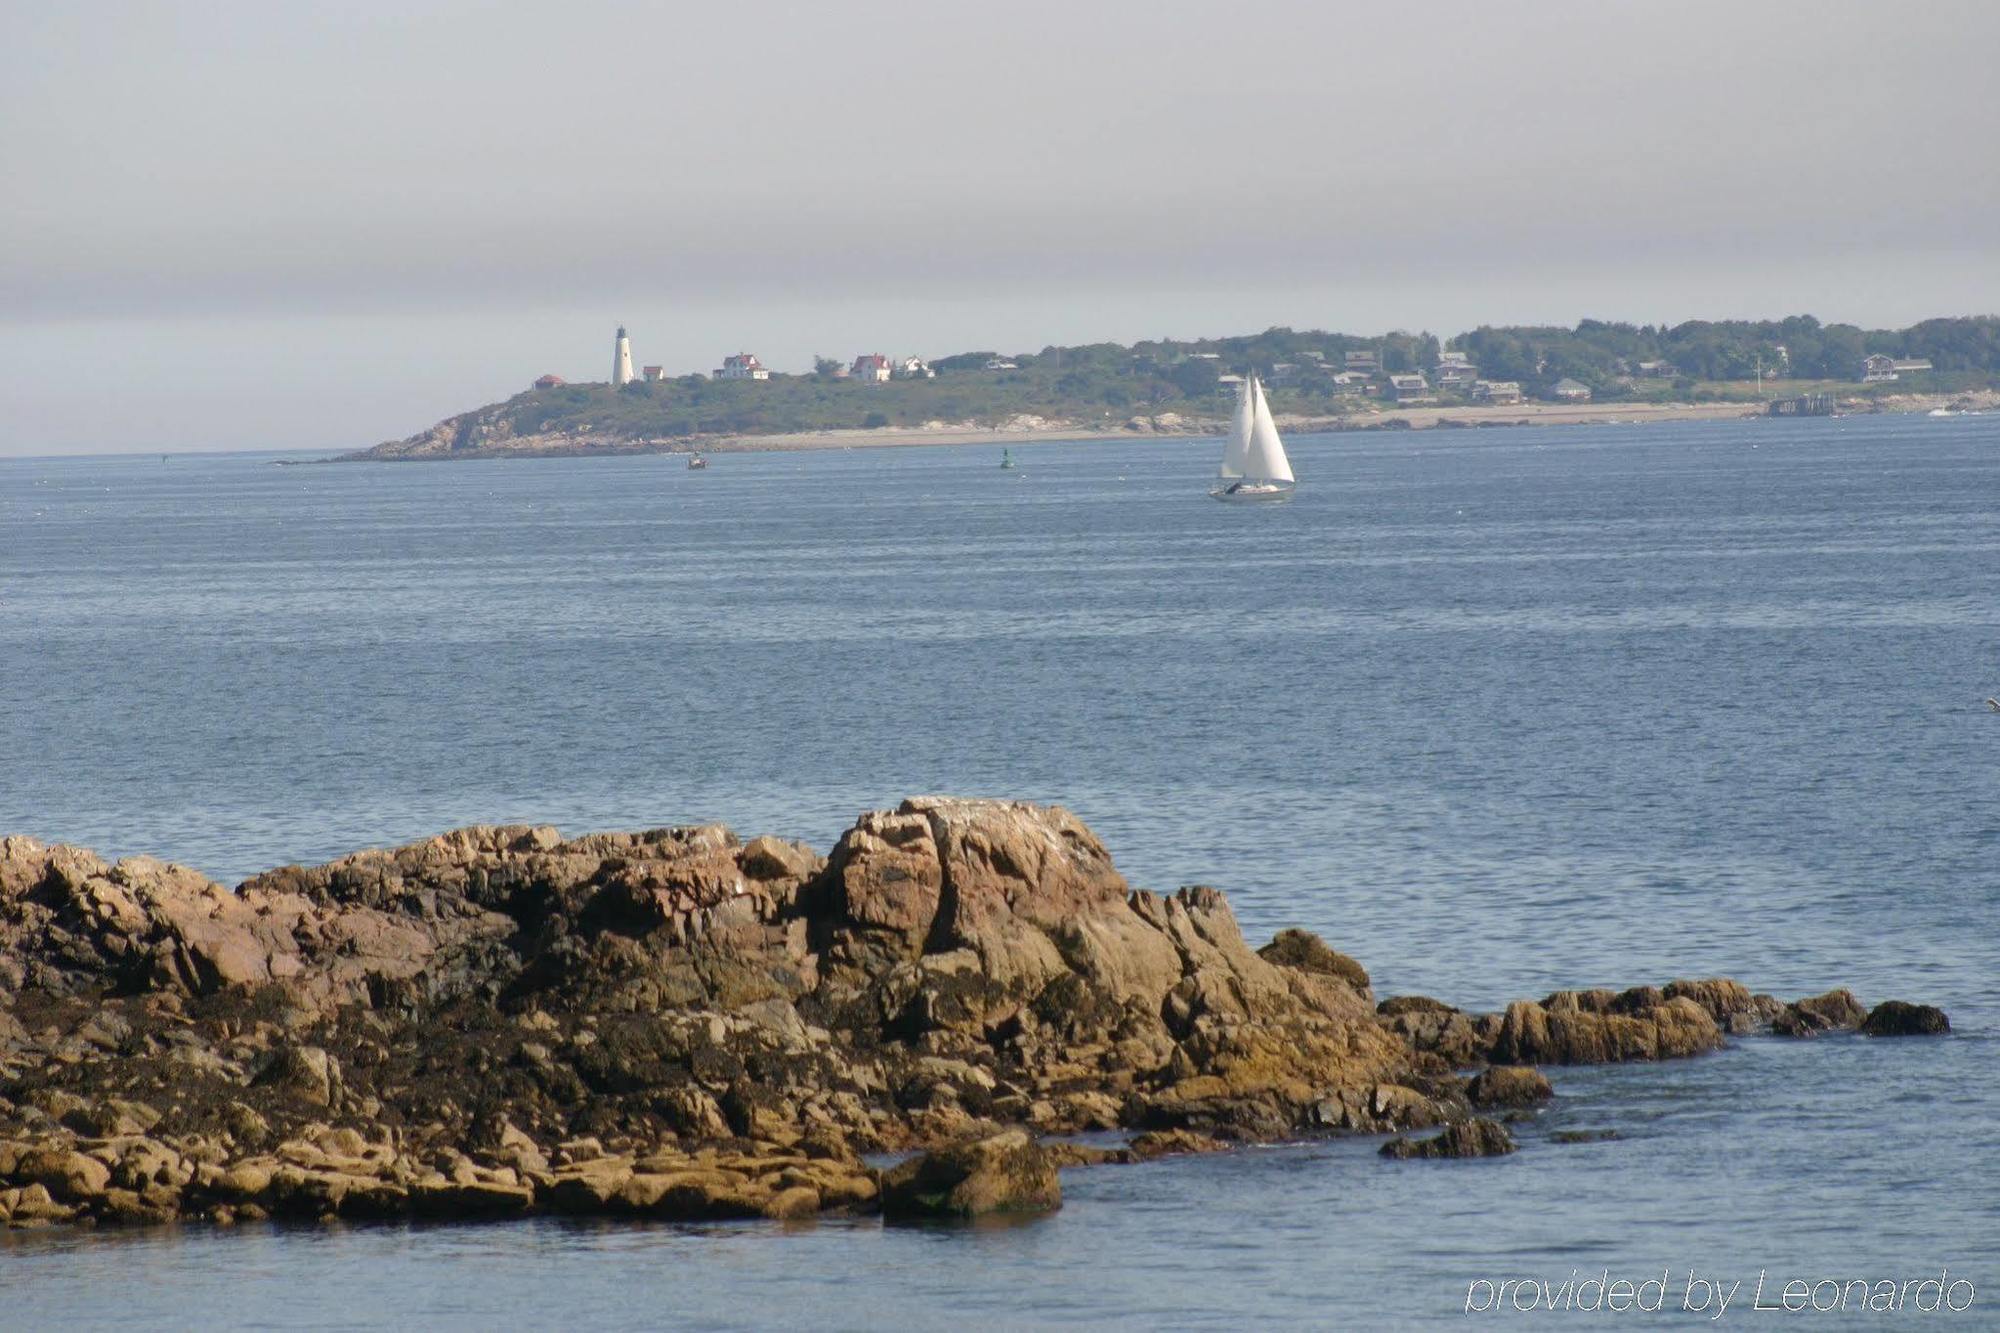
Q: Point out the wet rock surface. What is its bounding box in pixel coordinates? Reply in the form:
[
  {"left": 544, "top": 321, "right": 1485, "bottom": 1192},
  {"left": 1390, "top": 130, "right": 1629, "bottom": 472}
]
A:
[
  {"left": 0, "top": 800, "right": 1950, "bottom": 1226},
  {"left": 1859, "top": 1000, "right": 1951, "bottom": 1037},
  {"left": 1380, "top": 1118, "right": 1516, "bottom": 1160}
]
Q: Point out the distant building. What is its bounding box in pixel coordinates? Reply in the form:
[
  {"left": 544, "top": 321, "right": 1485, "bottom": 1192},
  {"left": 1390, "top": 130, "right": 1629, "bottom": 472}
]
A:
[
  {"left": 1217, "top": 373, "right": 1246, "bottom": 393},
  {"left": 1328, "top": 371, "right": 1370, "bottom": 388},
  {"left": 641, "top": 365, "right": 666, "bottom": 382},
  {"left": 1437, "top": 350, "right": 1472, "bottom": 367},
  {"left": 1550, "top": 377, "right": 1592, "bottom": 402},
  {"left": 894, "top": 356, "right": 935, "bottom": 379},
  {"left": 1472, "top": 380, "right": 1523, "bottom": 405},
  {"left": 532, "top": 374, "right": 567, "bottom": 390},
  {"left": 716, "top": 353, "right": 771, "bottom": 381},
  {"left": 1433, "top": 361, "right": 1479, "bottom": 391},
  {"left": 1268, "top": 362, "right": 1300, "bottom": 386},
  {"left": 1858, "top": 355, "right": 1933, "bottom": 382},
  {"left": 1634, "top": 360, "right": 1679, "bottom": 378},
  {"left": 1388, "top": 372, "right": 1434, "bottom": 404},
  {"left": 1344, "top": 348, "right": 1382, "bottom": 375},
  {"left": 852, "top": 353, "right": 893, "bottom": 383},
  {"left": 983, "top": 358, "right": 1019, "bottom": 371}
]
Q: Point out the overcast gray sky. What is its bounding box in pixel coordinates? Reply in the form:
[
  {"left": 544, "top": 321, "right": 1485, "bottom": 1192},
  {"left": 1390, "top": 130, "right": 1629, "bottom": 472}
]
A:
[{"left": 4, "top": 0, "right": 1997, "bottom": 454}]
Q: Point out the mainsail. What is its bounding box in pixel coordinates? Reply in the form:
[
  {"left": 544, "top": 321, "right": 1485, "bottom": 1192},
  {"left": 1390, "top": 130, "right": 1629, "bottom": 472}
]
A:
[
  {"left": 1219, "top": 378, "right": 1253, "bottom": 478},
  {"left": 1243, "top": 377, "right": 1295, "bottom": 483}
]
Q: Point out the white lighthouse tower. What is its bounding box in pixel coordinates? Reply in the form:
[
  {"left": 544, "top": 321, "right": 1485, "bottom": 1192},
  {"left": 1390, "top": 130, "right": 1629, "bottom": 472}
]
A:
[{"left": 612, "top": 325, "right": 635, "bottom": 386}]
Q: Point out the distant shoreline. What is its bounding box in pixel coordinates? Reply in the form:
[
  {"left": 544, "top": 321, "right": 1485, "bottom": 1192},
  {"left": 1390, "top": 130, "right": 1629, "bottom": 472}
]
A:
[{"left": 331, "top": 399, "right": 1779, "bottom": 464}]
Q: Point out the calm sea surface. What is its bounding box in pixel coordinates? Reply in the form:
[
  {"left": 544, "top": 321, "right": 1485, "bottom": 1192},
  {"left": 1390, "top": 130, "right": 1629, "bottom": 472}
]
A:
[{"left": 3, "top": 416, "right": 1997, "bottom": 1326}]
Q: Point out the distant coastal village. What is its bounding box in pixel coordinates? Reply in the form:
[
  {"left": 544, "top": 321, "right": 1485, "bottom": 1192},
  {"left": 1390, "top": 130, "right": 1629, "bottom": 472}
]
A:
[{"left": 348, "top": 314, "right": 2000, "bottom": 461}]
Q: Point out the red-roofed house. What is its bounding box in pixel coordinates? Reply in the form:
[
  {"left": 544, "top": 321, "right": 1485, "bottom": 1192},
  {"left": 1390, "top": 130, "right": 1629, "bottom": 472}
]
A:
[
  {"left": 852, "top": 354, "right": 892, "bottom": 383},
  {"left": 533, "top": 374, "right": 566, "bottom": 390}
]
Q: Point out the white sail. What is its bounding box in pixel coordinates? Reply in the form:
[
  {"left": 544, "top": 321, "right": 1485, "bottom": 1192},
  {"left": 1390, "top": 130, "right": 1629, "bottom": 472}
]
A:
[
  {"left": 1243, "top": 377, "right": 1295, "bottom": 483},
  {"left": 1219, "top": 378, "right": 1253, "bottom": 478}
]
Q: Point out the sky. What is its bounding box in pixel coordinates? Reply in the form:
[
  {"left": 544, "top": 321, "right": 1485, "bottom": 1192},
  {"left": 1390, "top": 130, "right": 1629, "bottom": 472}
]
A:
[{"left": 4, "top": 0, "right": 1998, "bottom": 455}]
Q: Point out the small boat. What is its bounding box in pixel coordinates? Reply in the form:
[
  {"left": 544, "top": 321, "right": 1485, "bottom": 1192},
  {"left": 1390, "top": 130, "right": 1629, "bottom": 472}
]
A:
[
  {"left": 1000, "top": 448, "right": 1016, "bottom": 470},
  {"left": 1211, "top": 374, "right": 1295, "bottom": 502},
  {"left": 1929, "top": 408, "right": 1957, "bottom": 418},
  {"left": 687, "top": 453, "right": 708, "bottom": 470}
]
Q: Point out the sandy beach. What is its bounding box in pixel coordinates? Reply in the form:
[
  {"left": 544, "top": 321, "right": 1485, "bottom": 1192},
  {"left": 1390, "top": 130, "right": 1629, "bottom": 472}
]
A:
[{"left": 692, "top": 399, "right": 1762, "bottom": 455}]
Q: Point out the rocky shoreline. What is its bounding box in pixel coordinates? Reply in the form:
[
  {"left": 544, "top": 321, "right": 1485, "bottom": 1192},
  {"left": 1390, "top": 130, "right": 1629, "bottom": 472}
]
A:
[{"left": 0, "top": 799, "right": 1948, "bottom": 1230}]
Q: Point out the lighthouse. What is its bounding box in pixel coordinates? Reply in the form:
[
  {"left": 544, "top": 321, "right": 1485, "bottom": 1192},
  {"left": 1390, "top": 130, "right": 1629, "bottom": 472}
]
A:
[{"left": 612, "top": 325, "right": 635, "bottom": 386}]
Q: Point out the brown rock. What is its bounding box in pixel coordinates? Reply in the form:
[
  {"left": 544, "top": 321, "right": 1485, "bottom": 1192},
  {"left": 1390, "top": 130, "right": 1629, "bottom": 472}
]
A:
[
  {"left": 1774, "top": 989, "right": 1869, "bottom": 1037},
  {"left": 16, "top": 1146, "right": 113, "bottom": 1202},
  {"left": 880, "top": 1129, "right": 1061, "bottom": 1220},
  {"left": 1465, "top": 1065, "right": 1554, "bottom": 1109}
]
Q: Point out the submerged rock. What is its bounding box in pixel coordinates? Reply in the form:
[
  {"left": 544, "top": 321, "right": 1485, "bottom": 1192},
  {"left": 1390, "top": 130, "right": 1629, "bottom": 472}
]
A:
[
  {"left": 1380, "top": 1118, "right": 1516, "bottom": 1160},
  {"left": 1859, "top": 1001, "right": 1951, "bottom": 1037}
]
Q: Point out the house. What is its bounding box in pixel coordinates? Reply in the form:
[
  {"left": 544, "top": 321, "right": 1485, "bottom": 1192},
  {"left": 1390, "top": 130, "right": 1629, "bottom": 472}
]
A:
[
  {"left": 532, "top": 374, "right": 566, "bottom": 390},
  {"left": 1859, "top": 354, "right": 1931, "bottom": 382},
  {"left": 1550, "top": 377, "right": 1592, "bottom": 402},
  {"left": 1344, "top": 348, "right": 1382, "bottom": 375},
  {"left": 1472, "top": 380, "right": 1523, "bottom": 405},
  {"left": 715, "top": 353, "right": 770, "bottom": 381},
  {"left": 894, "top": 356, "right": 935, "bottom": 379},
  {"left": 1433, "top": 361, "right": 1479, "bottom": 391},
  {"left": 983, "top": 357, "right": 1019, "bottom": 371},
  {"left": 1437, "top": 350, "right": 1472, "bottom": 367},
  {"left": 1328, "top": 371, "right": 1370, "bottom": 388},
  {"left": 1388, "top": 373, "right": 1434, "bottom": 404},
  {"left": 1634, "top": 360, "right": 1678, "bottom": 378},
  {"left": 641, "top": 365, "right": 667, "bottom": 382},
  {"left": 852, "top": 354, "right": 893, "bottom": 382},
  {"left": 1216, "top": 373, "right": 1245, "bottom": 393}
]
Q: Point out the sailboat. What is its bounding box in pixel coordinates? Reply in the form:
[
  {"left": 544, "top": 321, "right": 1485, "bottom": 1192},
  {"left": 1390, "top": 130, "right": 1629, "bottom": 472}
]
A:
[{"left": 1211, "top": 374, "right": 1295, "bottom": 502}]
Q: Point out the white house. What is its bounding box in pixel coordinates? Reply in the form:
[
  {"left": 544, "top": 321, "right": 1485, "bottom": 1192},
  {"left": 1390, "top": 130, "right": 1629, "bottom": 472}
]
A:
[
  {"left": 895, "top": 356, "right": 935, "bottom": 379},
  {"left": 983, "top": 357, "right": 1019, "bottom": 371},
  {"left": 852, "top": 353, "right": 893, "bottom": 382},
  {"left": 715, "top": 353, "right": 770, "bottom": 381},
  {"left": 1433, "top": 361, "right": 1480, "bottom": 390}
]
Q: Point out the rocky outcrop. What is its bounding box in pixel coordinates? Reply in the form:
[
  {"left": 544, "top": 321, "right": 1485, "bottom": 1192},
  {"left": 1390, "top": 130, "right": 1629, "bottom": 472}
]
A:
[
  {"left": 0, "top": 800, "right": 1948, "bottom": 1226},
  {"left": 0, "top": 800, "right": 1421, "bottom": 1226}
]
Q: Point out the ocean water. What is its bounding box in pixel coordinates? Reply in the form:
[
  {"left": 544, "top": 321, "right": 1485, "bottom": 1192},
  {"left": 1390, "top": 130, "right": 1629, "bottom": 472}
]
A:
[{"left": 3, "top": 415, "right": 1997, "bottom": 1327}]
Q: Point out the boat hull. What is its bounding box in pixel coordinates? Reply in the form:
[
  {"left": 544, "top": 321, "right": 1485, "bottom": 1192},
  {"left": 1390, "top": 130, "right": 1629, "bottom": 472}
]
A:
[{"left": 1210, "top": 483, "right": 1294, "bottom": 503}]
